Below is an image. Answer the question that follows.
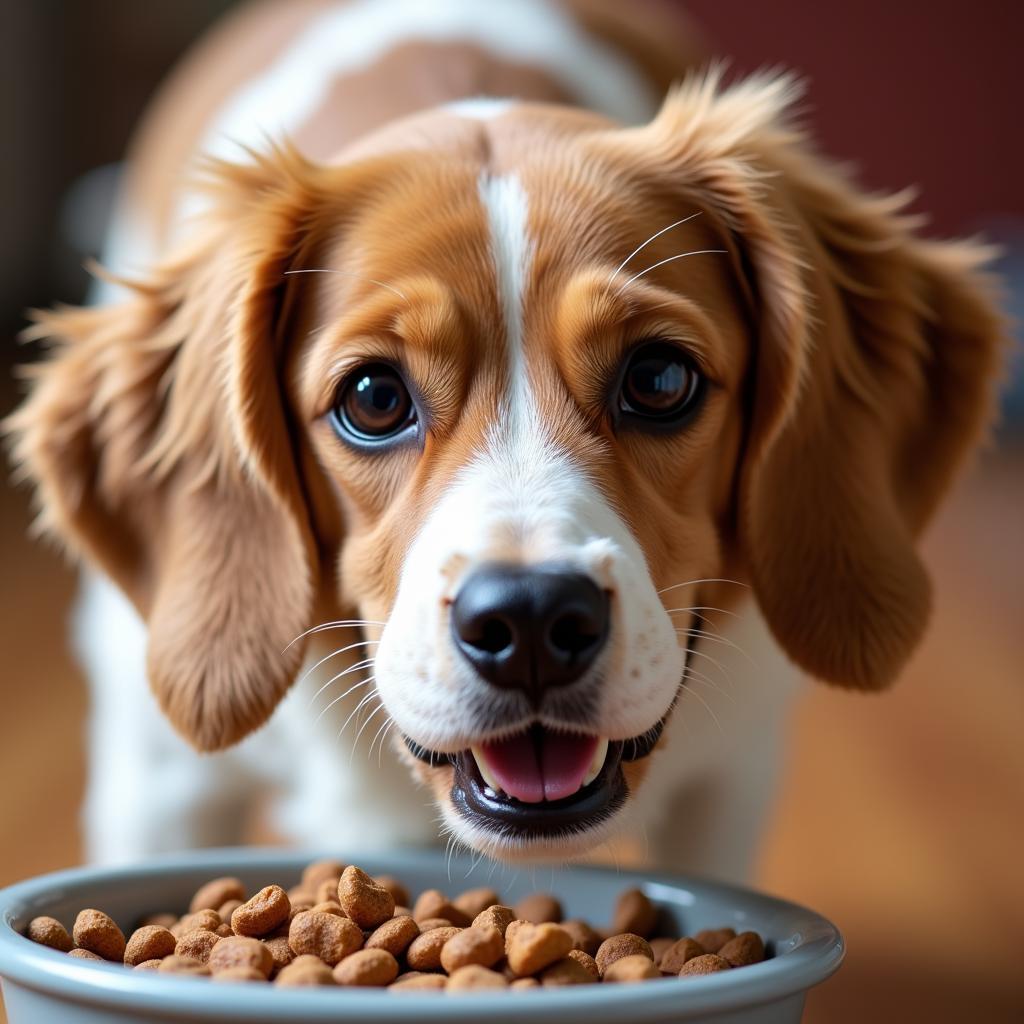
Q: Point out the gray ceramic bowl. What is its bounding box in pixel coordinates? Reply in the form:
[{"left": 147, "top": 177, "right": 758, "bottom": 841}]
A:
[{"left": 0, "top": 847, "right": 842, "bottom": 1024}]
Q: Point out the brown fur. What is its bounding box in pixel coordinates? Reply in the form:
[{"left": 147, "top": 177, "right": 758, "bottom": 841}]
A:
[{"left": 6, "top": 66, "right": 1005, "bottom": 757}]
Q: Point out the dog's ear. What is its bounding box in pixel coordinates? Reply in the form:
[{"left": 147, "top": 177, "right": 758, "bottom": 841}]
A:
[
  {"left": 625, "top": 72, "right": 1005, "bottom": 688},
  {"left": 8, "top": 148, "right": 334, "bottom": 749}
]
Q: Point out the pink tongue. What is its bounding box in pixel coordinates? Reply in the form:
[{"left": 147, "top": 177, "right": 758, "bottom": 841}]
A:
[{"left": 479, "top": 730, "right": 600, "bottom": 803}]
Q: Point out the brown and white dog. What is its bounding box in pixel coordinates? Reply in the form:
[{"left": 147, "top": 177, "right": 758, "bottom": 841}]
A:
[{"left": 9, "top": 0, "right": 1004, "bottom": 875}]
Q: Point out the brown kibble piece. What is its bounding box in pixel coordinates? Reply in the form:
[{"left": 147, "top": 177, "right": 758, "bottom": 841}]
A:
[
  {"left": 73, "top": 910, "right": 126, "bottom": 962},
  {"left": 374, "top": 876, "right": 410, "bottom": 908},
  {"left": 217, "top": 900, "right": 243, "bottom": 924},
  {"left": 231, "top": 885, "right": 290, "bottom": 937},
  {"left": 448, "top": 964, "right": 509, "bottom": 991},
  {"left": 337, "top": 866, "right": 395, "bottom": 929},
  {"left": 286, "top": 885, "right": 315, "bottom": 906},
  {"left": 158, "top": 955, "right": 210, "bottom": 976},
  {"left": 134, "top": 959, "right": 163, "bottom": 970},
  {"left": 314, "top": 879, "right": 341, "bottom": 905},
  {"left": 124, "top": 925, "right": 176, "bottom": 966},
  {"left": 173, "top": 910, "right": 221, "bottom": 937},
  {"left": 139, "top": 913, "right": 178, "bottom": 930},
  {"left": 310, "top": 901, "right": 346, "bottom": 917},
  {"left": 453, "top": 887, "right": 500, "bottom": 920},
  {"left": 506, "top": 922, "right": 573, "bottom": 976},
  {"left": 301, "top": 859, "right": 345, "bottom": 891},
  {"left": 190, "top": 877, "right": 245, "bottom": 914},
  {"left": 514, "top": 892, "right": 562, "bottom": 924},
  {"left": 26, "top": 917, "right": 73, "bottom": 953},
  {"left": 214, "top": 923, "right": 233, "bottom": 938},
  {"left": 659, "top": 937, "right": 705, "bottom": 973},
  {"left": 604, "top": 953, "right": 661, "bottom": 982},
  {"left": 263, "top": 935, "right": 295, "bottom": 975},
  {"left": 417, "top": 918, "right": 453, "bottom": 931},
  {"left": 595, "top": 933, "right": 654, "bottom": 976},
  {"left": 389, "top": 972, "right": 447, "bottom": 991},
  {"left": 405, "top": 926, "right": 462, "bottom": 971},
  {"left": 440, "top": 925, "right": 504, "bottom": 973},
  {"left": 560, "top": 919, "right": 601, "bottom": 955},
  {"left": 566, "top": 948, "right": 600, "bottom": 980},
  {"left": 693, "top": 927, "right": 736, "bottom": 953},
  {"left": 611, "top": 888, "right": 659, "bottom": 939},
  {"left": 719, "top": 931, "right": 765, "bottom": 967},
  {"left": 679, "top": 953, "right": 732, "bottom": 977},
  {"left": 208, "top": 936, "right": 273, "bottom": 977},
  {"left": 649, "top": 936, "right": 677, "bottom": 965},
  {"left": 503, "top": 919, "right": 528, "bottom": 954},
  {"left": 212, "top": 966, "right": 265, "bottom": 982},
  {"left": 174, "top": 928, "right": 221, "bottom": 964},
  {"left": 68, "top": 948, "right": 104, "bottom": 961},
  {"left": 288, "top": 910, "right": 363, "bottom": 966},
  {"left": 539, "top": 956, "right": 595, "bottom": 986},
  {"left": 510, "top": 976, "right": 540, "bottom": 990},
  {"left": 412, "top": 889, "right": 471, "bottom": 927},
  {"left": 275, "top": 956, "right": 335, "bottom": 986},
  {"left": 333, "top": 948, "right": 399, "bottom": 986},
  {"left": 365, "top": 915, "right": 420, "bottom": 957},
  {"left": 472, "top": 905, "right": 515, "bottom": 938}
]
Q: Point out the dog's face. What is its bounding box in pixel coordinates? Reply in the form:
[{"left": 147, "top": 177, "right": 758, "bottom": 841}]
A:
[{"left": 11, "top": 75, "right": 1002, "bottom": 859}]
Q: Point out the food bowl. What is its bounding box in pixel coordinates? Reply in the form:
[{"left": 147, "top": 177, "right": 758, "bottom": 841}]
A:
[{"left": 0, "top": 847, "right": 842, "bottom": 1023}]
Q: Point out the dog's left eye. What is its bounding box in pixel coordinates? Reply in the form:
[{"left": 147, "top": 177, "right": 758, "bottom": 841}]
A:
[
  {"left": 331, "top": 363, "right": 417, "bottom": 444},
  {"left": 617, "top": 341, "right": 704, "bottom": 426}
]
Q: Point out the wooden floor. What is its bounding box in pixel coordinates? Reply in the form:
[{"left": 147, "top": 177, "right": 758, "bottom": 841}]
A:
[{"left": 1, "top": 441, "right": 1021, "bottom": 1022}]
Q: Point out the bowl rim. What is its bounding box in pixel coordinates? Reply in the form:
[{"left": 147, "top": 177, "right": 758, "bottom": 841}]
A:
[{"left": 0, "top": 847, "right": 844, "bottom": 1022}]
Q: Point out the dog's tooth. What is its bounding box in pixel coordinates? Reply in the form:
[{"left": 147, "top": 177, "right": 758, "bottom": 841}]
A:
[
  {"left": 470, "top": 746, "right": 504, "bottom": 795},
  {"left": 582, "top": 738, "right": 609, "bottom": 788}
]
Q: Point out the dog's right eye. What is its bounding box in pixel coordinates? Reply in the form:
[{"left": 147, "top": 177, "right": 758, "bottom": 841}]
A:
[{"left": 331, "top": 363, "right": 417, "bottom": 445}]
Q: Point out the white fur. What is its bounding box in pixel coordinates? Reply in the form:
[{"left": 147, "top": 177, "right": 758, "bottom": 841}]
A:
[
  {"left": 75, "top": 0, "right": 803, "bottom": 875},
  {"left": 445, "top": 98, "right": 517, "bottom": 121}
]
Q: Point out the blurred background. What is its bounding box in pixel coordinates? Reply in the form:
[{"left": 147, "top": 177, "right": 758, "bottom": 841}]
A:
[{"left": 1, "top": 1, "right": 1021, "bottom": 1021}]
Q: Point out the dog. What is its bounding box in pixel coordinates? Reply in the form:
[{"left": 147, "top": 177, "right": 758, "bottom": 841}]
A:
[{"left": 8, "top": 0, "right": 1004, "bottom": 878}]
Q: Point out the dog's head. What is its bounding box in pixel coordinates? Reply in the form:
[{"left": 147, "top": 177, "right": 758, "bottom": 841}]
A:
[{"left": 10, "top": 73, "right": 1003, "bottom": 858}]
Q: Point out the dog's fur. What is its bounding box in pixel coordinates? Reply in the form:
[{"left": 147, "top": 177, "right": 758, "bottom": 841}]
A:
[{"left": 7, "top": 0, "right": 1004, "bottom": 874}]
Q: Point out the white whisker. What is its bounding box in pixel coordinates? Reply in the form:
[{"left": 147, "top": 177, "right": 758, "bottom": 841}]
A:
[
  {"left": 301, "top": 643, "right": 379, "bottom": 703},
  {"left": 350, "top": 702, "right": 386, "bottom": 767},
  {"left": 284, "top": 619, "right": 386, "bottom": 652},
  {"left": 682, "top": 684, "right": 725, "bottom": 735},
  {"left": 336, "top": 687, "right": 379, "bottom": 741},
  {"left": 657, "top": 579, "right": 748, "bottom": 595},
  {"left": 608, "top": 212, "right": 703, "bottom": 283},
  {"left": 616, "top": 250, "right": 727, "bottom": 294},
  {"left": 309, "top": 657, "right": 377, "bottom": 708},
  {"left": 313, "top": 675, "right": 376, "bottom": 726},
  {"left": 676, "top": 627, "right": 756, "bottom": 667}
]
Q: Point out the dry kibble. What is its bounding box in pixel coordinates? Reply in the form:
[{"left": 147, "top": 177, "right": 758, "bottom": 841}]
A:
[
  {"left": 417, "top": 918, "right": 453, "bottom": 931},
  {"left": 337, "top": 866, "right": 395, "bottom": 929},
  {"left": 172, "top": 910, "right": 221, "bottom": 937},
  {"left": 693, "top": 927, "right": 736, "bottom": 953},
  {"left": 365, "top": 915, "right": 420, "bottom": 957},
  {"left": 566, "top": 948, "right": 600, "bottom": 981},
  {"left": 310, "top": 901, "right": 346, "bottom": 917},
  {"left": 231, "top": 885, "right": 290, "bottom": 937},
  {"left": 595, "top": 934, "right": 654, "bottom": 977},
  {"left": 514, "top": 892, "right": 562, "bottom": 924},
  {"left": 649, "top": 936, "right": 677, "bottom": 965},
  {"left": 212, "top": 966, "right": 266, "bottom": 982},
  {"left": 288, "top": 910, "right": 363, "bottom": 966},
  {"left": 453, "top": 888, "right": 500, "bottom": 920},
  {"left": 679, "top": 953, "right": 733, "bottom": 977},
  {"left": 263, "top": 935, "right": 295, "bottom": 975},
  {"left": 374, "top": 876, "right": 410, "bottom": 908},
  {"left": 333, "top": 948, "right": 399, "bottom": 986},
  {"left": 208, "top": 936, "right": 273, "bottom": 978},
  {"left": 217, "top": 900, "right": 243, "bottom": 924},
  {"left": 190, "top": 877, "right": 245, "bottom": 914},
  {"left": 539, "top": 956, "right": 595, "bottom": 986},
  {"left": 275, "top": 956, "right": 335, "bottom": 986},
  {"left": 560, "top": 919, "right": 602, "bottom": 955},
  {"left": 134, "top": 959, "right": 163, "bottom": 970},
  {"left": 503, "top": 919, "right": 528, "bottom": 954},
  {"left": 412, "top": 889, "right": 472, "bottom": 927},
  {"left": 447, "top": 964, "right": 509, "bottom": 991},
  {"left": 73, "top": 910, "right": 126, "bottom": 962},
  {"left": 506, "top": 922, "right": 573, "bottom": 976},
  {"left": 301, "top": 859, "right": 345, "bottom": 891},
  {"left": 158, "top": 955, "right": 210, "bottom": 976},
  {"left": 174, "top": 928, "right": 221, "bottom": 964},
  {"left": 26, "top": 917, "right": 73, "bottom": 953},
  {"left": 658, "top": 937, "right": 704, "bottom": 973},
  {"left": 68, "top": 948, "right": 104, "bottom": 961},
  {"left": 139, "top": 913, "right": 178, "bottom": 930},
  {"left": 473, "top": 905, "right": 515, "bottom": 938},
  {"left": 214, "top": 923, "right": 233, "bottom": 938},
  {"left": 287, "top": 886, "right": 316, "bottom": 907},
  {"left": 604, "top": 954, "right": 661, "bottom": 983},
  {"left": 719, "top": 931, "right": 765, "bottom": 967},
  {"left": 124, "top": 925, "right": 176, "bottom": 966},
  {"left": 314, "top": 879, "right": 341, "bottom": 905},
  {"left": 390, "top": 972, "right": 448, "bottom": 991},
  {"left": 405, "top": 926, "right": 462, "bottom": 971},
  {"left": 611, "top": 888, "right": 659, "bottom": 939},
  {"left": 440, "top": 925, "right": 504, "bottom": 973}
]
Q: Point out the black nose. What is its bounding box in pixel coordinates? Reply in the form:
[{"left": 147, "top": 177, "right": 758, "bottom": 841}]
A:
[{"left": 450, "top": 563, "right": 609, "bottom": 700}]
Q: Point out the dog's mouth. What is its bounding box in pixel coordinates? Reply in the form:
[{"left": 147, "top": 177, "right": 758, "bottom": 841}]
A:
[{"left": 403, "top": 719, "right": 664, "bottom": 837}]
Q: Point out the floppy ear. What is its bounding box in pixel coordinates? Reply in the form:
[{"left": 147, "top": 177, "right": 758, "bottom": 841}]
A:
[
  {"left": 634, "top": 72, "right": 1006, "bottom": 688},
  {"left": 8, "top": 149, "right": 331, "bottom": 749}
]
